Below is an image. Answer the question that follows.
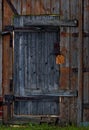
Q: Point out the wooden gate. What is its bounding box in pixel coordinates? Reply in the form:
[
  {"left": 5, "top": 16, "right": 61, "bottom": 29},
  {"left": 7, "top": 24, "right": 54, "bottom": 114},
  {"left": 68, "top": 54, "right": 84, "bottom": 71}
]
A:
[
  {"left": 14, "top": 15, "right": 60, "bottom": 117},
  {"left": 2, "top": 0, "right": 88, "bottom": 126},
  {"left": 3, "top": 15, "right": 77, "bottom": 124}
]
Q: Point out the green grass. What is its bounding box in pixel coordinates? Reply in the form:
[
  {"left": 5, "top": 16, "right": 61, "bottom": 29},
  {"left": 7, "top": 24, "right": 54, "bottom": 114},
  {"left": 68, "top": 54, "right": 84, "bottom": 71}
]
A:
[{"left": 0, "top": 124, "right": 89, "bottom": 130}]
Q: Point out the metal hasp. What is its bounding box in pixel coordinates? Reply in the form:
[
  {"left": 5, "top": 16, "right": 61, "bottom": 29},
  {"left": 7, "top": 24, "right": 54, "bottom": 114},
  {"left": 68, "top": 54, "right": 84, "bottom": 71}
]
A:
[{"left": 24, "top": 19, "right": 78, "bottom": 27}]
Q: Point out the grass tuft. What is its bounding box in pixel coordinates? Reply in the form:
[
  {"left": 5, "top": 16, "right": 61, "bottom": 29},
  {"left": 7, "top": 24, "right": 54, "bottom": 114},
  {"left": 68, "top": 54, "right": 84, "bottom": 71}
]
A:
[{"left": 0, "top": 123, "right": 89, "bottom": 130}]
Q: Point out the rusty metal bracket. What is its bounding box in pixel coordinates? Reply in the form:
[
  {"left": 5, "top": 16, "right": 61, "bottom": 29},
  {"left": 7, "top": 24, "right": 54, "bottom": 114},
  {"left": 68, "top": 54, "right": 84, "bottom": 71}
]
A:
[{"left": 6, "top": 0, "right": 19, "bottom": 15}]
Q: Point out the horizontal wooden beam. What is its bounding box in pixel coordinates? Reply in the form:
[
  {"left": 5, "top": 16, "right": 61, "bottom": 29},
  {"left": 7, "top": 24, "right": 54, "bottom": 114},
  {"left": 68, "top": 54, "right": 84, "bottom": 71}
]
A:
[
  {"left": 83, "top": 103, "right": 89, "bottom": 109},
  {"left": 24, "top": 19, "right": 78, "bottom": 27},
  {"left": 15, "top": 90, "right": 78, "bottom": 99},
  {"left": 14, "top": 115, "right": 60, "bottom": 118}
]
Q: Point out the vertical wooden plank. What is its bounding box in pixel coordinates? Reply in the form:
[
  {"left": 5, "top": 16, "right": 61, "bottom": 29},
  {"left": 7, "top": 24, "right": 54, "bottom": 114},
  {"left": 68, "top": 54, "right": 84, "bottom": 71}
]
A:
[
  {"left": 41, "top": 0, "right": 51, "bottom": 14},
  {"left": 21, "top": 0, "right": 27, "bottom": 15},
  {"left": 31, "top": 0, "right": 41, "bottom": 15},
  {"left": 83, "top": 0, "right": 89, "bottom": 122},
  {"left": 77, "top": 0, "right": 84, "bottom": 125},
  {"left": 50, "top": 0, "right": 60, "bottom": 14},
  {"left": 3, "top": 0, "right": 14, "bottom": 122},
  {"left": 0, "top": 0, "right": 2, "bottom": 121},
  {"left": 19, "top": 33, "right": 25, "bottom": 96},
  {"left": 27, "top": 33, "right": 31, "bottom": 90},
  {"left": 0, "top": 0, "right": 2, "bottom": 96},
  {"left": 26, "top": 0, "right": 32, "bottom": 15},
  {"left": 50, "top": 0, "right": 60, "bottom": 118},
  {"left": 14, "top": 32, "right": 19, "bottom": 95},
  {"left": 83, "top": 0, "right": 89, "bottom": 103},
  {"left": 69, "top": 0, "right": 79, "bottom": 124},
  {"left": 60, "top": 0, "right": 70, "bottom": 89},
  {"left": 59, "top": 0, "right": 71, "bottom": 124}
]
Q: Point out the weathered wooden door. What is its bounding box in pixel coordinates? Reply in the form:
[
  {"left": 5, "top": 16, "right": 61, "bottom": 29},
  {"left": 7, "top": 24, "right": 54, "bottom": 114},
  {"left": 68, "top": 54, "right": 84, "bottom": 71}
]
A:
[{"left": 13, "top": 16, "right": 60, "bottom": 116}]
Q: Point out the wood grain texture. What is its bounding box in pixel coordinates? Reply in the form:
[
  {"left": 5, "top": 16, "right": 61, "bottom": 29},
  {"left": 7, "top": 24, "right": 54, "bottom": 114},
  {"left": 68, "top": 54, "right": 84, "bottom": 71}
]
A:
[
  {"left": 0, "top": 0, "right": 2, "bottom": 95},
  {"left": 83, "top": 0, "right": 89, "bottom": 123},
  {"left": 77, "top": 0, "right": 84, "bottom": 125},
  {"left": 68, "top": 0, "right": 79, "bottom": 124},
  {"left": 59, "top": 0, "right": 79, "bottom": 124},
  {"left": 59, "top": 0, "right": 71, "bottom": 124},
  {"left": 2, "top": 0, "right": 14, "bottom": 123}
]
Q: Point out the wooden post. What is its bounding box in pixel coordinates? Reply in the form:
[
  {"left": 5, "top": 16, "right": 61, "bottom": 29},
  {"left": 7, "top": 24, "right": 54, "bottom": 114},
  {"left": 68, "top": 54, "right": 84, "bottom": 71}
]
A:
[
  {"left": 0, "top": 0, "right": 2, "bottom": 95},
  {"left": 77, "top": 0, "right": 84, "bottom": 125},
  {"left": 0, "top": 0, "right": 2, "bottom": 121},
  {"left": 2, "top": 0, "right": 13, "bottom": 123}
]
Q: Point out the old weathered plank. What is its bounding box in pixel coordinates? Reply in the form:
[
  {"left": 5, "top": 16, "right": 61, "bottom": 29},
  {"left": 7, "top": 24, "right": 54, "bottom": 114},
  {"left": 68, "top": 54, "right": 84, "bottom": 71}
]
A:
[
  {"left": 3, "top": 0, "right": 14, "bottom": 122},
  {"left": 59, "top": 0, "right": 71, "bottom": 124},
  {"left": 24, "top": 19, "right": 77, "bottom": 27},
  {"left": 0, "top": 0, "right": 2, "bottom": 96},
  {"left": 70, "top": 0, "right": 79, "bottom": 124},
  {"left": 83, "top": 0, "right": 89, "bottom": 122},
  {"left": 14, "top": 90, "right": 78, "bottom": 98},
  {"left": 77, "top": 0, "right": 84, "bottom": 125}
]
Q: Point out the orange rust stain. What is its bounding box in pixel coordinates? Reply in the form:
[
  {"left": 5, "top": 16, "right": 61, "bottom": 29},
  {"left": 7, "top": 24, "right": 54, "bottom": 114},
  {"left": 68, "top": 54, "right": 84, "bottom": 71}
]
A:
[
  {"left": 56, "top": 55, "right": 65, "bottom": 64},
  {"left": 60, "top": 67, "right": 72, "bottom": 73},
  {"left": 60, "top": 32, "right": 73, "bottom": 37},
  {"left": 61, "top": 32, "right": 68, "bottom": 37}
]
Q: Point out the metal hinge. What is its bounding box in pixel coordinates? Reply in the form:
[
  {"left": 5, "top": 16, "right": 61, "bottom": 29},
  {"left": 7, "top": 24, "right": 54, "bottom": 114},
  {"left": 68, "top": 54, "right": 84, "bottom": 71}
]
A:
[{"left": 4, "top": 95, "right": 14, "bottom": 104}]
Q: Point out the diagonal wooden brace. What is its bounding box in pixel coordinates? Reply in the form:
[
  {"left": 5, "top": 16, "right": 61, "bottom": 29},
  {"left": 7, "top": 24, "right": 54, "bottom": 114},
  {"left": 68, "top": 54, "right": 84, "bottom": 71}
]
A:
[{"left": 6, "top": 0, "right": 19, "bottom": 15}]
